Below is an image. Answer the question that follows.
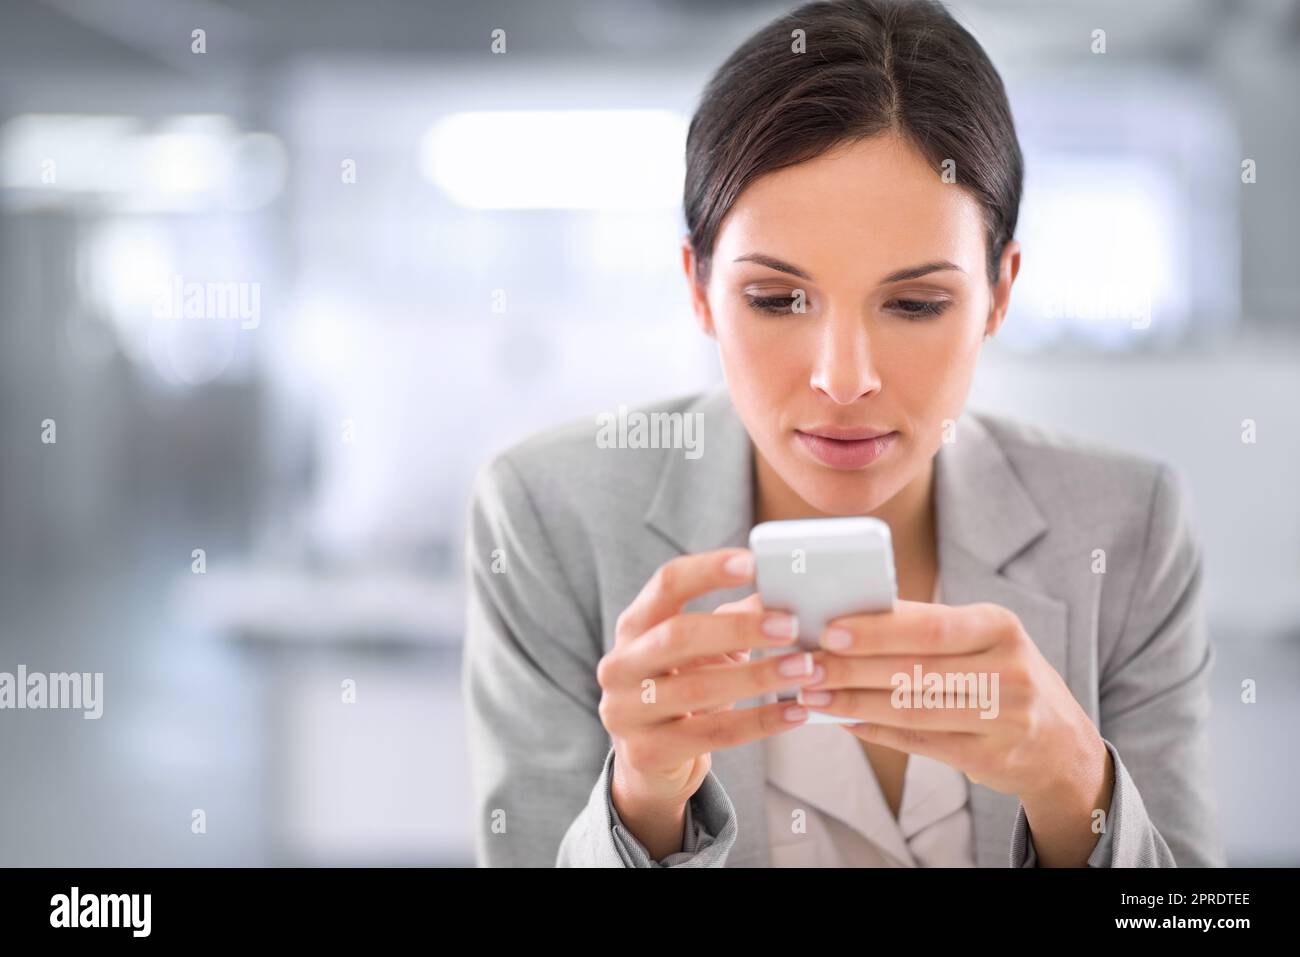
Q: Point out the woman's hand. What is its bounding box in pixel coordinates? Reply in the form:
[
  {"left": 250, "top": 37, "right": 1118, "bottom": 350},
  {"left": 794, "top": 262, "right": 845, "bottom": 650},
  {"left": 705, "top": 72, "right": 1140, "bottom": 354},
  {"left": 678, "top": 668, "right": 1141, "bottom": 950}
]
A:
[
  {"left": 597, "top": 547, "right": 823, "bottom": 856},
  {"left": 798, "top": 600, "right": 1113, "bottom": 863}
]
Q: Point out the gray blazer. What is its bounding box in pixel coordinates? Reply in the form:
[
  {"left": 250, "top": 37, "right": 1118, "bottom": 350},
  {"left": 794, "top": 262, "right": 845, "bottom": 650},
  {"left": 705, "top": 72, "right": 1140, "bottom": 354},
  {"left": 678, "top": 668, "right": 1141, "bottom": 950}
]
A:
[{"left": 462, "top": 384, "right": 1224, "bottom": 867}]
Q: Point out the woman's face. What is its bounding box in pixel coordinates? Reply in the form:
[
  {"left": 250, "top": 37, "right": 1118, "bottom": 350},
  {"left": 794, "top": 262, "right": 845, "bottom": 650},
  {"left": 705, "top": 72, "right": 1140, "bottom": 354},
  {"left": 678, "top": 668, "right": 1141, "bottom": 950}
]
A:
[{"left": 683, "top": 132, "right": 1020, "bottom": 518}]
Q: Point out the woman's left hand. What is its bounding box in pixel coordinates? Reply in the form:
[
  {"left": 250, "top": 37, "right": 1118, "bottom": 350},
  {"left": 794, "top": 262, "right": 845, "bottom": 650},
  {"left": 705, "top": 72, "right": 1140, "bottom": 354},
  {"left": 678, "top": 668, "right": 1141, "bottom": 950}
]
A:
[{"left": 800, "top": 600, "right": 1108, "bottom": 807}]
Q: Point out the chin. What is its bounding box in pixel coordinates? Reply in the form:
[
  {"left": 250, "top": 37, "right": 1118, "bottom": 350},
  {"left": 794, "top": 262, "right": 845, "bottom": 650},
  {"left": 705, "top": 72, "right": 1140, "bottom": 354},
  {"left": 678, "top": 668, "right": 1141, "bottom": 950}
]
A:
[{"left": 785, "top": 467, "right": 897, "bottom": 517}]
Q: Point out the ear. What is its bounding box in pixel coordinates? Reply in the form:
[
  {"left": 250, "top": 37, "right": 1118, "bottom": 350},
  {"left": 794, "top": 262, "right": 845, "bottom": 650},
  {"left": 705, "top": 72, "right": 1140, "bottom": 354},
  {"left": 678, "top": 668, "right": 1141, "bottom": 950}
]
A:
[
  {"left": 985, "top": 238, "right": 1021, "bottom": 339},
  {"left": 681, "top": 235, "right": 716, "bottom": 339}
]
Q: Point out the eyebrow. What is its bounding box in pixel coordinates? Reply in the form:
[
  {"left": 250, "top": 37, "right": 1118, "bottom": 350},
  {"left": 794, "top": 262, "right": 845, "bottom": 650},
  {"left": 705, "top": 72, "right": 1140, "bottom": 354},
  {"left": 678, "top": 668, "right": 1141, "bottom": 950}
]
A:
[{"left": 733, "top": 253, "right": 964, "bottom": 285}]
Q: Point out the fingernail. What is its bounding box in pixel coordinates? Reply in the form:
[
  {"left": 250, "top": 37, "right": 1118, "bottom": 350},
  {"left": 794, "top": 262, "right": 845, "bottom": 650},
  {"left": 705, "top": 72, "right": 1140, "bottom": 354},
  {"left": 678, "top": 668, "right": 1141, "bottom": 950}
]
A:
[
  {"left": 807, "top": 664, "right": 826, "bottom": 685},
  {"left": 761, "top": 613, "right": 798, "bottom": 642},
  {"left": 822, "top": 627, "right": 852, "bottom": 650},
  {"left": 723, "top": 552, "right": 754, "bottom": 577},
  {"left": 778, "top": 652, "right": 813, "bottom": 677},
  {"left": 797, "top": 689, "right": 833, "bottom": 707},
  {"left": 783, "top": 705, "right": 808, "bottom": 723}
]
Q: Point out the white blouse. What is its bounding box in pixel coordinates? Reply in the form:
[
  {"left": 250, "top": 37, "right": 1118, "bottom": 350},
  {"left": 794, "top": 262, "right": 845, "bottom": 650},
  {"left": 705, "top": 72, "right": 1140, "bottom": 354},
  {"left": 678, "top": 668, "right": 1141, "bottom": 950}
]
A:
[{"left": 764, "top": 578, "right": 977, "bottom": 867}]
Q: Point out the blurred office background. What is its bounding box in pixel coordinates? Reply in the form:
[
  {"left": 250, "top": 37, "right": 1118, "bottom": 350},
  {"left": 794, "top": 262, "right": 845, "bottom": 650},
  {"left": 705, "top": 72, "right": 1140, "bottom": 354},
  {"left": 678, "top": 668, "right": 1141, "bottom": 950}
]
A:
[{"left": 0, "top": 0, "right": 1297, "bottom": 866}]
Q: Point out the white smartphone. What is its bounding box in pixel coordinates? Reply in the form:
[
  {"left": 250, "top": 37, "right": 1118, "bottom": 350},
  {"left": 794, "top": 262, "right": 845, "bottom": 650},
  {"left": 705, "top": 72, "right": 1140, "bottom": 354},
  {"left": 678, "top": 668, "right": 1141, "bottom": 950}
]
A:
[{"left": 748, "top": 516, "right": 897, "bottom": 725}]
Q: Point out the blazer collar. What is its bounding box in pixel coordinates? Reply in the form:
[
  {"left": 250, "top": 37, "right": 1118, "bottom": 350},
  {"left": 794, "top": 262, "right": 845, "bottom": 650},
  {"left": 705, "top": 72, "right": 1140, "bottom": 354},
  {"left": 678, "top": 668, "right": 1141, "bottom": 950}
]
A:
[
  {"left": 643, "top": 384, "right": 756, "bottom": 556},
  {"left": 643, "top": 383, "right": 1069, "bottom": 868},
  {"left": 643, "top": 382, "right": 1050, "bottom": 570}
]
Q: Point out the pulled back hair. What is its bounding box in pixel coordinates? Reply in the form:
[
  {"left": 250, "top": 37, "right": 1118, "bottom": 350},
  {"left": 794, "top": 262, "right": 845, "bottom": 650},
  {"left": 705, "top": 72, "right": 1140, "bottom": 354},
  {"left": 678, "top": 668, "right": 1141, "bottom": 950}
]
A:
[{"left": 684, "top": 0, "right": 1023, "bottom": 290}]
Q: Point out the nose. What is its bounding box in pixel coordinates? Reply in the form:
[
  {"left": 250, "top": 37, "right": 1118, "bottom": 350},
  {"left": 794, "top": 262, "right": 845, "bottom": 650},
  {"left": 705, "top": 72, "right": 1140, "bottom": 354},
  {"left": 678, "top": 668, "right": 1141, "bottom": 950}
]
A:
[{"left": 808, "top": 311, "right": 882, "bottom": 405}]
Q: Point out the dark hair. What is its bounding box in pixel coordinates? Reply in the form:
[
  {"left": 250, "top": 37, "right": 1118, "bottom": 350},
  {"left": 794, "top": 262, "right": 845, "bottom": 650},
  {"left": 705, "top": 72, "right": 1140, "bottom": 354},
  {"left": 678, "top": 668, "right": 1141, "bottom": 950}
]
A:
[{"left": 684, "top": 0, "right": 1023, "bottom": 290}]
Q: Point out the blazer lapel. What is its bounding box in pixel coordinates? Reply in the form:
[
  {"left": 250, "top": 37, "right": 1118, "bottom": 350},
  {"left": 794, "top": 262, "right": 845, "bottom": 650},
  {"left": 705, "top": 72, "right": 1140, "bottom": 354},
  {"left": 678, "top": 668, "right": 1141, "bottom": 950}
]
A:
[
  {"left": 642, "top": 387, "right": 1069, "bottom": 868},
  {"left": 642, "top": 385, "right": 774, "bottom": 866},
  {"left": 933, "top": 410, "right": 1069, "bottom": 867},
  {"left": 643, "top": 384, "right": 756, "bottom": 559}
]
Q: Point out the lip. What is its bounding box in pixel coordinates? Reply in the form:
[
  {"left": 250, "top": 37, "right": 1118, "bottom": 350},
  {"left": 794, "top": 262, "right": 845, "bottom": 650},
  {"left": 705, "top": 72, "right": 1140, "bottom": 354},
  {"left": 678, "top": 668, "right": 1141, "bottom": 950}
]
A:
[
  {"left": 799, "top": 424, "right": 895, "bottom": 441},
  {"left": 795, "top": 428, "right": 898, "bottom": 469}
]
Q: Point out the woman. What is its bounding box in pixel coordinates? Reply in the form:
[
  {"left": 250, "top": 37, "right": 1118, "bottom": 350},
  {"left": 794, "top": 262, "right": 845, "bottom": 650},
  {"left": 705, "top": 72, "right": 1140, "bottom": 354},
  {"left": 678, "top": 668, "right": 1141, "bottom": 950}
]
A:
[{"left": 462, "top": 0, "right": 1223, "bottom": 868}]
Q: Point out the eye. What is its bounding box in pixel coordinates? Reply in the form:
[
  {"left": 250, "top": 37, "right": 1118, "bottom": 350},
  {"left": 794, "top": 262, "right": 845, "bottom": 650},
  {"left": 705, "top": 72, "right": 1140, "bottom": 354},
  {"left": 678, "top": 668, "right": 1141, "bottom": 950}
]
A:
[
  {"left": 744, "top": 294, "right": 803, "bottom": 316},
  {"left": 888, "top": 299, "right": 950, "bottom": 319}
]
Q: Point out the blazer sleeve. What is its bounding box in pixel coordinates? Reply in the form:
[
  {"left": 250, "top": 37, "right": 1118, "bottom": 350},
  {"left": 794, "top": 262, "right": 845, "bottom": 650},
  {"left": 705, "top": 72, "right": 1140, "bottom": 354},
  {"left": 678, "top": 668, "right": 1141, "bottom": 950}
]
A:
[
  {"left": 462, "top": 453, "right": 737, "bottom": 867},
  {"left": 1010, "top": 463, "right": 1225, "bottom": 867},
  {"left": 566, "top": 745, "right": 739, "bottom": 867}
]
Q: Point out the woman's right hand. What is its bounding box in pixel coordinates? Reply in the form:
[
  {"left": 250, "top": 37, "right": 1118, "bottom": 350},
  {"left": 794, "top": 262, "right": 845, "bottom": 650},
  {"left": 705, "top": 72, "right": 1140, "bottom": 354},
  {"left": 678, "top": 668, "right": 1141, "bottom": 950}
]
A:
[{"left": 596, "top": 547, "right": 825, "bottom": 848}]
